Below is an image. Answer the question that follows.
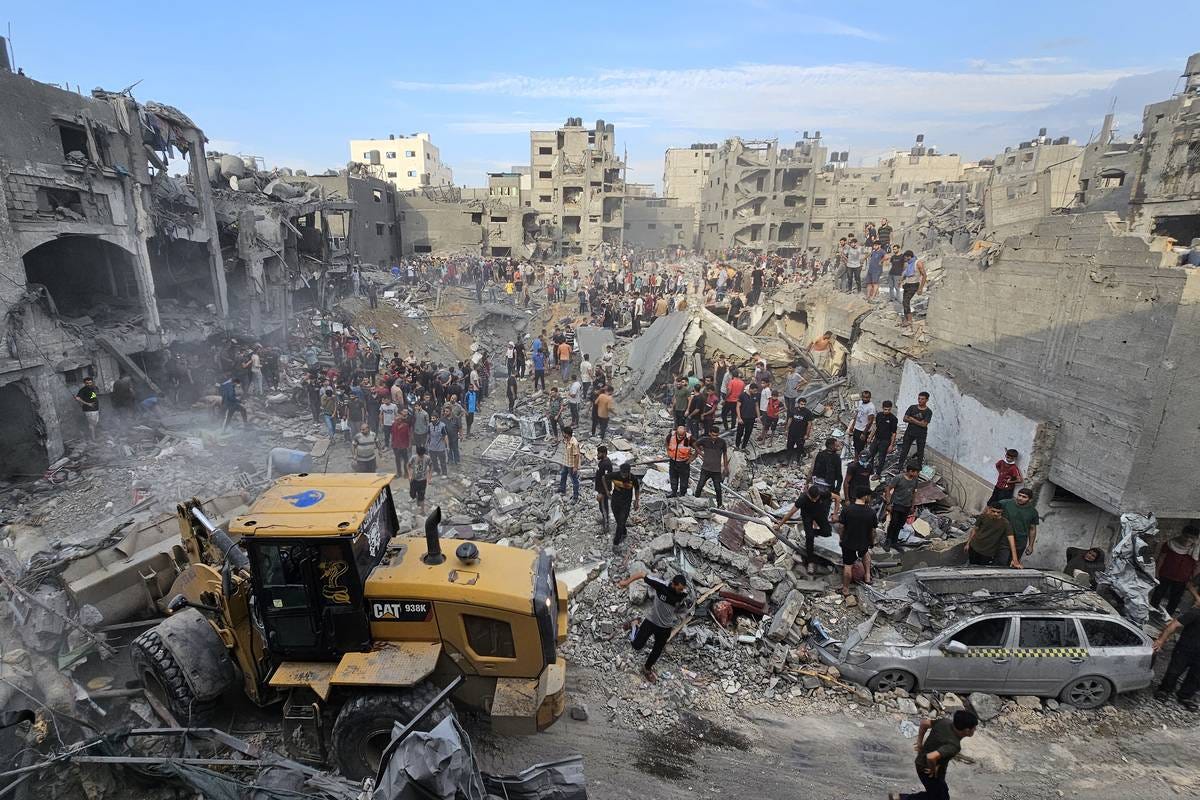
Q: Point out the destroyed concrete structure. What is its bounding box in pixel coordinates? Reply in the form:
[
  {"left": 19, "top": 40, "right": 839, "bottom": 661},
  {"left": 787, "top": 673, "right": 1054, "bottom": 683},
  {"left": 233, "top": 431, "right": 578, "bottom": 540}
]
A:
[
  {"left": 0, "top": 64, "right": 229, "bottom": 475},
  {"left": 530, "top": 118, "right": 626, "bottom": 257},
  {"left": 622, "top": 195, "right": 695, "bottom": 249},
  {"left": 301, "top": 170, "right": 402, "bottom": 266}
]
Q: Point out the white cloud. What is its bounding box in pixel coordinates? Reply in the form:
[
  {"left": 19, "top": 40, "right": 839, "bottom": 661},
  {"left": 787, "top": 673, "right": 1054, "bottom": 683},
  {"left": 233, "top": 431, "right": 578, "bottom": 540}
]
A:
[
  {"left": 394, "top": 61, "right": 1141, "bottom": 133},
  {"left": 449, "top": 119, "right": 651, "bottom": 135}
]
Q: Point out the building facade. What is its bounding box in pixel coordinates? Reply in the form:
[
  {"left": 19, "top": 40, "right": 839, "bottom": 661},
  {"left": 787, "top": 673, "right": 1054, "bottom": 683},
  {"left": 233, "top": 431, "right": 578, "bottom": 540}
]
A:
[
  {"left": 623, "top": 196, "right": 696, "bottom": 250},
  {"left": 349, "top": 133, "right": 454, "bottom": 192},
  {"left": 529, "top": 118, "right": 625, "bottom": 257}
]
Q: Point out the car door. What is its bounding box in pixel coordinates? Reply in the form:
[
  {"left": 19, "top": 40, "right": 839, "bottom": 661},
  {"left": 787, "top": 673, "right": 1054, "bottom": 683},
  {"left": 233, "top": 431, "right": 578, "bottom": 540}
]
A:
[
  {"left": 1079, "top": 616, "right": 1154, "bottom": 692},
  {"left": 923, "top": 615, "right": 1013, "bottom": 693},
  {"left": 1004, "top": 616, "right": 1086, "bottom": 695}
]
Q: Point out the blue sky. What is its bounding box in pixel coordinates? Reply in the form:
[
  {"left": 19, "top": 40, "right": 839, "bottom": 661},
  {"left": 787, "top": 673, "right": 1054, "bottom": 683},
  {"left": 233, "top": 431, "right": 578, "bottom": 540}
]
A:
[{"left": 5, "top": 1, "right": 1191, "bottom": 188}]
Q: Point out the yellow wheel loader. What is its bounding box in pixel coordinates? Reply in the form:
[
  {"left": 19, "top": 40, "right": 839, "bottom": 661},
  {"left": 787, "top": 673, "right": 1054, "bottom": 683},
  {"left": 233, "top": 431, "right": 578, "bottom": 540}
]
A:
[{"left": 130, "top": 473, "right": 567, "bottom": 780}]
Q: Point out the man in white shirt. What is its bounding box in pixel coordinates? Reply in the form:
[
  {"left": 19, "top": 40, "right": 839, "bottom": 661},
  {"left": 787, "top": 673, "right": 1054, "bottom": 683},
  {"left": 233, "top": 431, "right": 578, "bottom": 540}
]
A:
[
  {"left": 580, "top": 356, "right": 594, "bottom": 403},
  {"left": 567, "top": 376, "right": 582, "bottom": 426},
  {"left": 851, "top": 389, "right": 876, "bottom": 457}
]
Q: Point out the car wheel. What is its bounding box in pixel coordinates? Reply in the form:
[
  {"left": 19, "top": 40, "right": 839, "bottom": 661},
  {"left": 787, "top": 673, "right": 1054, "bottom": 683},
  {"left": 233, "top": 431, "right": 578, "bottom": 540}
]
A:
[
  {"left": 867, "top": 669, "right": 917, "bottom": 694},
  {"left": 1059, "top": 676, "right": 1113, "bottom": 709}
]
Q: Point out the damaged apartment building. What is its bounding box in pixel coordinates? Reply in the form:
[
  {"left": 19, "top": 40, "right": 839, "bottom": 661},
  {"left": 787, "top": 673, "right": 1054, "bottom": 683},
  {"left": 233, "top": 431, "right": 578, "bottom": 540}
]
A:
[
  {"left": 846, "top": 52, "right": 1200, "bottom": 564},
  {"left": 0, "top": 49, "right": 359, "bottom": 475},
  {"left": 696, "top": 134, "right": 972, "bottom": 257}
]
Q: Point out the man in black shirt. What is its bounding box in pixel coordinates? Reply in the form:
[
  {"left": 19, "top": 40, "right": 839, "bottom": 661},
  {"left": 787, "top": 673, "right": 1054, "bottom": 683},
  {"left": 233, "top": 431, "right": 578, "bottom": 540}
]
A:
[
  {"left": 594, "top": 445, "right": 613, "bottom": 534},
  {"left": 74, "top": 376, "right": 100, "bottom": 440},
  {"left": 811, "top": 437, "right": 843, "bottom": 495},
  {"left": 843, "top": 452, "right": 873, "bottom": 503},
  {"left": 775, "top": 484, "right": 841, "bottom": 575},
  {"left": 896, "top": 391, "right": 933, "bottom": 469},
  {"left": 891, "top": 710, "right": 977, "bottom": 800},
  {"left": 886, "top": 243, "right": 905, "bottom": 303},
  {"left": 1154, "top": 606, "right": 1200, "bottom": 711},
  {"left": 839, "top": 489, "right": 877, "bottom": 595},
  {"left": 785, "top": 397, "right": 817, "bottom": 464},
  {"left": 606, "top": 462, "right": 641, "bottom": 550},
  {"left": 693, "top": 425, "right": 730, "bottom": 507},
  {"left": 866, "top": 400, "right": 899, "bottom": 477},
  {"left": 735, "top": 382, "right": 759, "bottom": 449}
]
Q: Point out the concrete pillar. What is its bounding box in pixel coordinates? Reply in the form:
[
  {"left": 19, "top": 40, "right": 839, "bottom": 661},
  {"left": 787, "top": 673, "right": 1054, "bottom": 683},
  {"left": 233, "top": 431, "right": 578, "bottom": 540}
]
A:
[{"left": 184, "top": 130, "right": 229, "bottom": 320}]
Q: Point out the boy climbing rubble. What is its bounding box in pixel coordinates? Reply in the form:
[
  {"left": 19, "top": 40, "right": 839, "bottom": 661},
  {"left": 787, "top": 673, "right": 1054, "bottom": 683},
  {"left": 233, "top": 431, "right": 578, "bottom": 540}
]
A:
[{"left": 616, "top": 571, "right": 691, "bottom": 683}]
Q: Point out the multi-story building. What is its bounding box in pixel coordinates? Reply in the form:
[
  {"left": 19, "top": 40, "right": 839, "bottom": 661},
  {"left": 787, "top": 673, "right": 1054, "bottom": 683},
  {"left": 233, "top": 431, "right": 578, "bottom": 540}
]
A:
[
  {"left": 698, "top": 137, "right": 827, "bottom": 256},
  {"left": 664, "top": 144, "right": 717, "bottom": 215},
  {"left": 301, "top": 171, "right": 401, "bottom": 267},
  {"left": 1129, "top": 53, "right": 1200, "bottom": 242},
  {"left": 529, "top": 118, "right": 625, "bottom": 257},
  {"left": 348, "top": 133, "right": 454, "bottom": 192},
  {"left": 983, "top": 130, "right": 1083, "bottom": 237}
]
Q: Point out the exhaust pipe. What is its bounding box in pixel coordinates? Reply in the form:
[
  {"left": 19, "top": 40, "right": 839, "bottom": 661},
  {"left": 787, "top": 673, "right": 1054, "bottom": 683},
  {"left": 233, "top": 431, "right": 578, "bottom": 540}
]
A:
[{"left": 422, "top": 506, "right": 445, "bottom": 565}]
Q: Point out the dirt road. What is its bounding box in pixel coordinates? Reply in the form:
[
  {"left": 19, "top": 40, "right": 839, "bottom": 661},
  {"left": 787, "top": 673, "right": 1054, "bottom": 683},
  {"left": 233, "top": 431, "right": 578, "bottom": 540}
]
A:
[{"left": 471, "top": 667, "right": 1198, "bottom": 800}]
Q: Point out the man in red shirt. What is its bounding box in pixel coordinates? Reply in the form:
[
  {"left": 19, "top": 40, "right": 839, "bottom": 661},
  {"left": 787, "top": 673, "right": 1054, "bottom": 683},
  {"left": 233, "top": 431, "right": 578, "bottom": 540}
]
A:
[
  {"left": 1151, "top": 525, "right": 1200, "bottom": 615},
  {"left": 988, "top": 448, "right": 1023, "bottom": 505},
  {"left": 722, "top": 370, "right": 744, "bottom": 431}
]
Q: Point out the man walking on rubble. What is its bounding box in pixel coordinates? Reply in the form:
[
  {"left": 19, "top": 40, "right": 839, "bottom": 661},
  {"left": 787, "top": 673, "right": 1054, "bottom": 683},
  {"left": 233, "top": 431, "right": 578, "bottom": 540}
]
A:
[
  {"left": 693, "top": 424, "right": 730, "bottom": 507},
  {"left": 998, "top": 488, "right": 1039, "bottom": 566},
  {"left": 883, "top": 461, "right": 921, "bottom": 552},
  {"left": 616, "top": 569, "right": 687, "bottom": 684},
  {"left": 594, "top": 444, "right": 613, "bottom": 534},
  {"left": 866, "top": 400, "right": 898, "bottom": 478},
  {"left": 607, "top": 461, "right": 640, "bottom": 551},
  {"left": 775, "top": 482, "right": 840, "bottom": 576},
  {"left": 889, "top": 709, "right": 978, "bottom": 800},
  {"left": 558, "top": 425, "right": 581, "bottom": 502},
  {"left": 665, "top": 425, "right": 694, "bottom": 497}
]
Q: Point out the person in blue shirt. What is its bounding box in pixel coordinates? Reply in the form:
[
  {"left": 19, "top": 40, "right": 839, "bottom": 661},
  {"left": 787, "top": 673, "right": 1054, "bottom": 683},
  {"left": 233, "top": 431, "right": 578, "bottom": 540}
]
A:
[
  {"left": 219, "top": 377, "right": 246, "bottom": 431},
  {"left": 465, "top": 387, "right": 478, "bottom": 436},
  {"left": 531, "top": 348, "right": 547, "bottom": 392}
]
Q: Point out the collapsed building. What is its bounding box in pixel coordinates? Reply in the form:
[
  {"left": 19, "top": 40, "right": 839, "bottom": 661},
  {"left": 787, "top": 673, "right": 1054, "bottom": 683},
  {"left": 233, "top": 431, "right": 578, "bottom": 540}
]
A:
[{"left": 0, "top": 51, "right": 363, "bottom": 475}]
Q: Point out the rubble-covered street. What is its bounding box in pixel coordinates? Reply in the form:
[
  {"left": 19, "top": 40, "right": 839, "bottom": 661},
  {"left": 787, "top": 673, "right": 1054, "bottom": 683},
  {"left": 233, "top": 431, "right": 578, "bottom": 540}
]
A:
[{"left": 3, "top": 14, "right": 1200, "bottom": 800}]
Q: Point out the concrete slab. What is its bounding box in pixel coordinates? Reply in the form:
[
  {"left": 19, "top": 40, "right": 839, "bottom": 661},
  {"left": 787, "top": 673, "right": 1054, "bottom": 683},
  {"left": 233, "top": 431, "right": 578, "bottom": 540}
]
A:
[
  {"left": 620, "top": 311, "right": 691, "bottom": 400},
  {"left": 574, "top": 326, "right": 615, "bottom": 362}
]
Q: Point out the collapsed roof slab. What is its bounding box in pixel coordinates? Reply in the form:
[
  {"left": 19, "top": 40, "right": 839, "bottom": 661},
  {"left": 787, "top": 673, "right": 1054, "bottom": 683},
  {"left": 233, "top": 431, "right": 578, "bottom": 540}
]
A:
[
  {"left": 574, "top": 326, "right": 615, "bottom": 362},
  {"left": 619, "top": 311, "right": 692, "bottom": 400}
]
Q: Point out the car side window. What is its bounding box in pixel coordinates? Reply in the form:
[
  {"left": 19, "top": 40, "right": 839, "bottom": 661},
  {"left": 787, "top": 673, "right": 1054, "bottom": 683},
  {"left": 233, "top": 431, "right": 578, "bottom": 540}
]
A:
[
  {"left": 1018, "top": 617, "right": 1080, "bottom": 648},
  {"left": 1081, "top": 619, "right": 1142, "bottom": 647},
  {"left": 949, "top": 617, "right": 1010, "bottom": 647}
]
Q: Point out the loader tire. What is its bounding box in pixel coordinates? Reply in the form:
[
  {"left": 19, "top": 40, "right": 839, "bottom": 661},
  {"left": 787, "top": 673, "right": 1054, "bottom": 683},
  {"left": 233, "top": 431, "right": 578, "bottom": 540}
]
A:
[
  {"left": 331, "top": 683, "right": 452, "bottom": 781},
  {"left": 130, "top": 627, "right": 218, "bottom": 724}
]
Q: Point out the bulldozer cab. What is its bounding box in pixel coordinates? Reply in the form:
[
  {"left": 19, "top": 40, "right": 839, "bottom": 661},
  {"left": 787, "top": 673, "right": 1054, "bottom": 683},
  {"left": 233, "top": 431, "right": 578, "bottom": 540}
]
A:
[{"left": 230, "top": 474, "right": 397, "bottom": 662}]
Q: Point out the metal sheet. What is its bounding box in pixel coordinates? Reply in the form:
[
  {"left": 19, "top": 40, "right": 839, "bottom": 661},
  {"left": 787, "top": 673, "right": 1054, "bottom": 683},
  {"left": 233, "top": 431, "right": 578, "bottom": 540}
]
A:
[
  {"left": 331, "top": 641, "right": 441, "bottom": 687},
  {"left": 481, "top": 434, "right": 525, "bottom": 462},
  {"left": 269, "top": 662, "right": 337, "bottom": 700}
]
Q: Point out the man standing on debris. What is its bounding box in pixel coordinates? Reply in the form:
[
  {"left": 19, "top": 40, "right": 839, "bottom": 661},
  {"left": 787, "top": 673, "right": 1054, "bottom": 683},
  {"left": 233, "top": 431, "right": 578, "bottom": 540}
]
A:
[
  {"left": 557, "top": 338, "right": 573, "bottom": 383},
  {"left": 531, "top": 345, "right": 547, "bottom": 392},
  {"left": 693, "top": 424, "right": 730, "bottom": 507},
  {"left": 390, "top": 409, "right": 411, "bottom": 476},
  {"left": 989, "top": 449, "right": 1023, "bottom": 505},
  {"left": 74, "top": 376, "right": 101, "bottom": 440},
  {"left": 671, "top": 376, "right": 690, "bottom": 428},
  {"left": 785, "top": 397, "right": 818, "bottom": 463},
  {"left": 506, "top": 372, "right": 519, "bottom": 413},
  {"left": 558, "top": 425, "right": 581, "bottom": 502},
  {"left": 735, "top": 381, "right": 760, "bottom": 449},
  {"left": 843, "top": 451, "right": 874, "bottom": 504},
  {"left": 352, "top": 424, "right": 377, "bottom": 473},
  {"left": 965, "top": 502, "right": 1021, "bottom": 567},
  {"left": 685, "top": 383, "right": 706, "bottom": 440},
  {"left": 546, "top": 386, "right": 563, "bottom": 440},
  {"left": 408, "top": 445, "right": 431, "bottom": 515},
  {"left": 411, "top": 400, "right": 429, "bottom": 451},
  {"left": 839, "top": 489, "right": 876, "bottom": 595},
  {"left": 567, "top": 375, "right": 582, "bottom": 426},
  {"left": 998, "top": 488, "right": 1039, "bottom": 565},
  {"left": 1153, "top": 591, "right": 1200, "bottom": 711},
  {"left": 883, "top": 461, "right": 921, "bottom": 552},
  {"left": 594, "top": 445, "right": 613, "bottom": 533},
  {"left": 851, "top": 390, "right": 876, "bottom": 456},
  {"left": 593, "top": 385, "right": 614, "bottom": 440},
  {"left": 426, "top": 411, "right": 449, "bottom": 476},
  {"left": 607, "top": 461, "right": 641, "bottom": 550},
  {"left": 896, "top": 392, "right": 932, "bottom": 469},
  {"left": 900, "top": 250, "right": 927, "bottom": 332},
  {"left": 775, "top": 483, "right": 841, "bottom": 575},
  {"left": 866, "top": 400, "right": 898, "bottom": 477},
  {"left": 219, "top": 376, "right": 247, "bottom": 431},
  {"left": 783, "top": 364, "right": 806, "bottom": 418},
  {"left": 616, "top": 569, "right": 684, "bottom": 683},
  {"left": 1151, "top": 525, "right": 1200, "bottom": 616},
  {"left": 811, "top": 437, "right": 844, "bottom": 496},
  {"left": 722, "top": 369, "right": 744, "bottom": 431},
  {"left": 378, "top": 394, "right": 398, "bottom": 453},
  {"left": 889, "top": 710, "right": 978, "bottom": 800},
  {"left": 665, "top": 425, "right": 695, "bottom": 497}
]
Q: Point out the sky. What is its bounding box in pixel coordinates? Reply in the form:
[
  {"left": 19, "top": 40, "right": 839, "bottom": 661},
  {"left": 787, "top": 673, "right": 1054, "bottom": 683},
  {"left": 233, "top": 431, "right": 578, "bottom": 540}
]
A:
[{"left": 5, "top": 1, "right": 1193, "bottom": 189}]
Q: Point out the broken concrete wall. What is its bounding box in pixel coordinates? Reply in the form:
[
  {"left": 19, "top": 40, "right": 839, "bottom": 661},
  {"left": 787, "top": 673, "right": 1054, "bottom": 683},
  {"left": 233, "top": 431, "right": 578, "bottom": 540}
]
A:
[
  {"left": 924, "top": 212, "right": 1194, "bottom": 517},
  {"left": 303, "top": 174, "right": 399, "bottom": 266},
  {"left": 396, "top": 195, "right": 483, "bottom": 255},
  {"left": 898, "top": 360, "right": 1044, "bottom": 511},
  {"left": 623, "top": 197, "right": 695, "bottom": 249}
]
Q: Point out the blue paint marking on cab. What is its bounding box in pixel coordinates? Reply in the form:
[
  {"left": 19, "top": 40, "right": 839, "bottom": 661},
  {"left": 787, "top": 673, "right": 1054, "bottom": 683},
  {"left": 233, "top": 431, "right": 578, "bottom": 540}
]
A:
[{"left": 283, "top": 489, "right": 325, "bottom": 508}]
